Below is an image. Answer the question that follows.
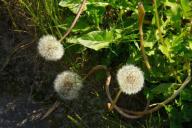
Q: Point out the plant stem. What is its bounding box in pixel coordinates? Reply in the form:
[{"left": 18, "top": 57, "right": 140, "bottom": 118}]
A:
[
  {"left": 109, "top": 90, "right": 122, "bottom": 111},
  {"left": 41, "top": 65, "right": 107, "bottom": 120},
  {"left": 105, "top": 72, "right": 142, "bottom": 119},
  {"left": 153, "top": 0, "right": 164, "bottom": 44},
  {"left": 83, "top": 65, "right": 108, "bottom": 81},
  {"left": 133, "top": 74, "right": 191, "bottom": 115},
  {"left": 59, "top": 0, "right": 87, "bottom": 42},
  {"left": 81, "top": 65, "right": 142, "bottom": 119},
  {"left": 138, "top": 3, "right": 152, "bottom": 71},
  {"left": 41, "top": 100, "right": 61, "bottom": 120},
  {"left": 106, "top": 71, "right": 191, "bottom": 117}
]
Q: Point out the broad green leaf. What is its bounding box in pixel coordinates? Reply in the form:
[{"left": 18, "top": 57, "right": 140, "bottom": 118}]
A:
[
  {"left": 67, "top": 30, "right": 121, "bottom": 51},
  {"left": 59, "top": 0, "right": 109, "bottom": 14},
  {"left": 59, "top": 0, "right": 86, "bottom": 14}
]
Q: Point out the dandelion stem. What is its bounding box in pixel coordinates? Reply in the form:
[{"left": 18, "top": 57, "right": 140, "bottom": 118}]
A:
[
  {"left": 41, "top": 100, "right": 61, "bottom": 120},
  {"left": 105, "top": 71, "right": 142, "bottom": 119},
  {"left": 138, "top": 3, "right": 152, "bottom": 71},
  {"left": 59, "top": 0, "right": 87, "bottom": 42},
  {"left": 105, "top": 69, "right": 191, "bottom": 117},
  {"left": 83, "top": 65, "right": 108, "bottom": 81},
  {"left": 130, "top": 74, "right": 191, "bottom": 115},
  {"left": 109, "top": 90, "right": 122, "bottom": 111}
]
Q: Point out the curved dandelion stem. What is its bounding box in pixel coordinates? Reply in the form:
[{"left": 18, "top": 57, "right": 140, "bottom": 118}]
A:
[
  {"left": 105, "top": 72, "right": 142, "bottom": 119},
  {"left": 138, "top": 3, "right": 152, "bottom": 71},
  {"left": 109, "top": 90, "right": 122, "bottom": 111},
  {"left": 41, "top": 100, "right": 61, "bottom": 120},
  {"left": 105, "top": 72, "right": 191, "bottom": 117},
  {"left": 83, "top": 65, "right": 108, "bottom": 81},
  {"left": 127, "top": 74, "right": 191, "bottom": 116},
  {"left": 59, "top": 0, "right": 87, "bottom": 42},
  {"left": 41, "top": 65, "right": 108, "bottom": 120}
]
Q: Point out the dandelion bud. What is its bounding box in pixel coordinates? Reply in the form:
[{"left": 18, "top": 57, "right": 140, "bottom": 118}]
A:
[
  {"left": 54, "top": 71, "right": 83, "bottom": 100},
  {"left": 37, "top": 35, "right": 64, "bottom": 61},
  {"left": 117, "top": 64, "right": 144, "bottom": 95}
]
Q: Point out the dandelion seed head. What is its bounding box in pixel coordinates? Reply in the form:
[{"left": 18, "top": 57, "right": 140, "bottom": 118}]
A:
[
  {"left": 38, "top": 35, "right": 64, "bottom": 61},
  {"left": 54, "top": 71, "right": 83, "bottom": 100},
  {"left": 117, "top": 64, "right": 144, "bottom": 95}
]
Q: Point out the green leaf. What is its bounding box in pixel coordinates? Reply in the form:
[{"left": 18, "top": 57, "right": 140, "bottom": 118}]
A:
[
  {"left": 180, "top": 0, "right": 192, "bottom": 19},
  {"left": 144, "top": 41, "right": 155, "bottom": 49},
  {"left": 67, "top": 30, "right": 121, "bottom": 51},
  {"left": 151, "top": 83, "right": 177, "bottom": 96},
  {"left": 180, "top": 88, "right": 192, "bottom": 101},
  {"left": 164, "top": 0, "right": 181, "bottom": 29},
  {"left": 159, "top": 42, "right": 174, "bottom": 62},
  {"left": 59, "top": 0, "right": 109, "bottom": 14},
  {"left": 88, "top": 2, "right": 109, "bottom": 7},
  {"left": 59, "top": 0, "right": 86, "bottom": 14},
  {"left": 164, "top": 0, "right": 180, "bottom": 17},
  {"left": 169, "top": 108, "right": 182, "bottom": 128},
  {"left": 189, "top": 40, "right": 192, "bottom": 50},
  {"left": 181, "top": 104, "right": 192, "bottom": 122}
]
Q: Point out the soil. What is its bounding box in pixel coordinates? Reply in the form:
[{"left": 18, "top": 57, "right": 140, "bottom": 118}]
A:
[{"left": 0, "top": 3, "right": 50, "bottom": 127}]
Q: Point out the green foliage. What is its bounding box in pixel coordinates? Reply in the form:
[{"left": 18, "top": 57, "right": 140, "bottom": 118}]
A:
[
  {"left": 180, "top": 0, "right": 192, "bottom": 19},
  {"left": 67, "top": 30, "right": 121, "bottom": 50}
]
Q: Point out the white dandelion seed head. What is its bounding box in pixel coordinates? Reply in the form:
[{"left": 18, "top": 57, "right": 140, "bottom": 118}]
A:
[
  {"left": 37, "top": 35, "right": 64, "bottom": 61},
  {"left": 54, "top": 71, "right": 83, "bottom": 100},
  {"left": 117, "top": 64, "right": 144, "bottom": 95}
]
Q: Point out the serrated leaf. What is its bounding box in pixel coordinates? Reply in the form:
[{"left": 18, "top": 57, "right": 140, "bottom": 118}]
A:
[
  {"left": 180, "top": 0, "right": 192, "bottom": 19},
  {"left": 164, "top": 0, "right": 181, "bottom": 29},
  {"left": 67, "top": 30, "right": 121, "bottom": 50},
  {"left": 164, "top": 0, "right": 180, "bottom": 17},
  {"left": 159, "top": 43, "right": 174, "bottom": 62}
]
